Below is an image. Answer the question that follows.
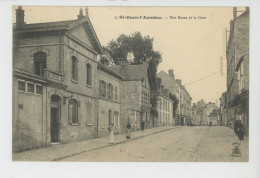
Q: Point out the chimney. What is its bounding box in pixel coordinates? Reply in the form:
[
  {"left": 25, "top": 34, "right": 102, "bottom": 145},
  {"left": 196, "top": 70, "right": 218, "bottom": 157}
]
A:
[
  {"left": 119, "top": 60, "right": 128, "bottom": 77},
  {"left": 245, "top": 7, "right": 249, "bottom": 12},
  {"left": 85, "top": 7, "right": 89, "bottom": 17},
  {"left": 16, "top": 6, "right": 25, "bottom": 29},
  {"left": 168, "top": 69, "right": 174, "bottom": 78},
  {"left": 78, "top": 8, "right": 84, "bottom": 20},
  {"left": 233, "top": 7, "right": 237, "bottom": 19}
]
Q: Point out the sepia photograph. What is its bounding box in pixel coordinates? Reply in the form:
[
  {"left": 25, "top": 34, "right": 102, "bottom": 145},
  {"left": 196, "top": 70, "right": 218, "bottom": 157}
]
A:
[{"left": 11, "top": 6, "right": 250, "bottom": 162}]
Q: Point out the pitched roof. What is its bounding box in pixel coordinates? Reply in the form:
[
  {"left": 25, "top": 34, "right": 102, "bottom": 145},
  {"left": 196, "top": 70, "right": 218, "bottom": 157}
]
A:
[
  {"left": 106, "top": 62, "right": 149, "bottom": 81},
  {"left": 14, "top": 17, "right": 103, "bottom": 54},
  {"left": 97, "top": 63, "right": 125, "bottom": 80},
  {"left": 22, "top": 19, "right": 77, "bottom": 29}
]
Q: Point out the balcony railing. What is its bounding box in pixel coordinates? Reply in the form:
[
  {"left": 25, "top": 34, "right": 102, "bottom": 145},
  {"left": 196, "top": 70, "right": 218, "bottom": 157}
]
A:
[{"left": 44, "top": 68, "right": 64, "bottom": 84}]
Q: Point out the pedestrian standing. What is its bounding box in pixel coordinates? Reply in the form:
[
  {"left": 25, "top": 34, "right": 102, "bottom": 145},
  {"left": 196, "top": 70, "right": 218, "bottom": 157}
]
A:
[
  {"left": 108, "top": 124, "right": 115, "bottom": 144},
  {"left": 126, "top": 122, "right": 131, "bottom": 139},
  {"left": 234, "top": 120, "right": 239, "bottom": 135},
  {"left": 237, "top": 122, "right": 245, "bottom": 140}
]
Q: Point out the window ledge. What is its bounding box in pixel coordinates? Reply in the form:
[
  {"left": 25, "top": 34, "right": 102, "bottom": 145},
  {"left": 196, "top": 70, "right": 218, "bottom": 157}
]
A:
[
  {"left": 86, "top": 124, "right": 93, "bottom": 126},
  {"left": 71, "top": 79, "right": 78, "bottom": 83},
  {"left": 86, "top": 84, "right": 92, "bottom": 88},
  {"left": 71, "top": 123, "right": 79, "bottom": 126}
]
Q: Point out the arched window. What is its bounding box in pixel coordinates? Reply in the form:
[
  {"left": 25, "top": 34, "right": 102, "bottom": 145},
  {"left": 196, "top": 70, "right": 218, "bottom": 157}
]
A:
[
  {"left": 86, "top": 63, "right": 92, "bottom": 86},
  {"left": 34, "top": 52, "right": 46, "bottom": 77},
  {"left": 72, "top": 56, "right": 78, "bottom": 81},
  {"left": 68, "top": 99, "right": 78, "bottom": 124}
]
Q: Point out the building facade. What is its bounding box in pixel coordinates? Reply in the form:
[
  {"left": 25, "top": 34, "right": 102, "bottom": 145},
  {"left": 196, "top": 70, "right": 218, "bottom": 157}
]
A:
[
  {"left": 12, "top": 7, "right": 124, "bottom": 152},
  {"left": 157, "top": 70, "right": 181, "bottom": 125},
  {"left": 225, "top": 7, "right": 249, "bottom": 135},
  {"left": 107, "top": 62, "right": 152, "bottom": 131}
]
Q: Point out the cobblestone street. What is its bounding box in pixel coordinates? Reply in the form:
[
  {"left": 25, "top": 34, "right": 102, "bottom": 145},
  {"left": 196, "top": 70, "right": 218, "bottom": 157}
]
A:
[{"left": 59, "top": 126, "right": 248, "bottom": 162}]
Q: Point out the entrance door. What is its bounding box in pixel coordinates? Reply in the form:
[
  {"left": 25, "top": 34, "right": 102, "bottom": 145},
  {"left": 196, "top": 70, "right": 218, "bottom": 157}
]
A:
[
  {"left": 51, "top": 107, "right": 60, "bottom": 142},
  {"left": 50, "top": 95, "right": 60, "bottom": 143}
]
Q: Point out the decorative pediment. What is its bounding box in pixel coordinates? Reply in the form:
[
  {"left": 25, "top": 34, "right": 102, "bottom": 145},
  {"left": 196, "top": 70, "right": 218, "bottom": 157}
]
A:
[{"left": 69, "top": 24, "right": 94, "bottom": 49}]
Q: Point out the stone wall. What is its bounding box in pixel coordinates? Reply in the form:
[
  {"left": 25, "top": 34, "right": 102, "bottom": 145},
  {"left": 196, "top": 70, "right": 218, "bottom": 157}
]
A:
[{"left": 120, "top": 81, "right": 142, "bottom": 133}]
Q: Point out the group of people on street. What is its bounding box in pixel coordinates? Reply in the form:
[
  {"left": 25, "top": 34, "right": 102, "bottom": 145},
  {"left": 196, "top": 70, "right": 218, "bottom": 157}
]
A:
[
  {"left": 108, "top": 120, "right": 146, "bottom": 144},
  {"left": 234, "top": 120, "right": 245, "bottom": 140}
]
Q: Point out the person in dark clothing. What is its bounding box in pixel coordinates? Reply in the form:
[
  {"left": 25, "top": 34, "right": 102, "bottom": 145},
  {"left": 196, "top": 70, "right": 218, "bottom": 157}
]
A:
[
  {"left": 237, "top": 122, "right": 245, "bottom": 140},
  {"left": 141, "top": 121, "right": 145, "bottom": 131},
  {"left": 234, "top": 120, "right": 239, "bottom": 135},
  {"left": 126, "top": 122, "right": 131, "bottom": 139}
]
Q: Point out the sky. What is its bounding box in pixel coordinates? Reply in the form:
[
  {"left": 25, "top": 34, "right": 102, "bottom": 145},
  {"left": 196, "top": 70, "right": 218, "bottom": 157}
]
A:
[{"left": 12, "top": 6, "right": 237, "bottom": 105}]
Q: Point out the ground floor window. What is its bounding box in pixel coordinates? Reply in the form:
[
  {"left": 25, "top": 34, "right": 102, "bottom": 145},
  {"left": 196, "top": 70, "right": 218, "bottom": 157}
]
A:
[{"left": 69, "top": 99, "right": 78, "bottom": 124}]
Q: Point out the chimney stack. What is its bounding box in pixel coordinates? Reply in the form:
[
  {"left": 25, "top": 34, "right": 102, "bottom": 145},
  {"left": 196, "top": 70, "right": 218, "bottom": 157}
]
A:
[
  {"left": 85, "top": 7, "right": 89, "bottom": 17},
  {"left": 233, "top": 7, "right": 237, "bottom": 19},
  {"left": 168, "top": 69, "right": 174, "bottom": 78},
  {"left": 16, "top": 6, "right": 25, "bottom": 29}
]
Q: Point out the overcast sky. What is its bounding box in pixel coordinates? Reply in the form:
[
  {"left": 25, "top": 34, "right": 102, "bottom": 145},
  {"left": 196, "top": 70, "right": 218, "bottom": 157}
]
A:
[{"left": 13, "top": 6, "right": 238, "bottom": 104}]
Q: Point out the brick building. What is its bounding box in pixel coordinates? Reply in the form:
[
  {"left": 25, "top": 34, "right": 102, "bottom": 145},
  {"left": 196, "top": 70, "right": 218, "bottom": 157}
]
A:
[
  {"left": 225, "top": 7, "right": 249, "bottom": 135},
  {"left": 12, "top": 7, "right": 124, "bottom": 152}
]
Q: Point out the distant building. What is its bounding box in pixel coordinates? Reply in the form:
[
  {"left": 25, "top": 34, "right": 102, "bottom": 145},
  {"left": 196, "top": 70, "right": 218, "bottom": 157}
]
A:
[
  {"left": 151, "top": 78, "right": 174, "bottom": 127},
  {"left": 176, "top": 79, "right": 192, "bottom": 126},
  {"left": 192, "top": 100, "right": 219, "bottom": 126},
  {"left": 226, "top": 7, "right": 249, "bottom": 135},
  {"left": 157, "top": 70, "right": 181, "bottom": 125}
]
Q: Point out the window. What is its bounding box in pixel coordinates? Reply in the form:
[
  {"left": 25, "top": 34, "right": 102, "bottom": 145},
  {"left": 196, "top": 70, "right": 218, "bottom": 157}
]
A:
[
  {"left": 86, "top": 102, "right": 92, "bottom": 125},
  {"left": 34, "top": 52, "right": 46, "bottom": 77},
  {"left": 36, "top": 85, "right": 43, "bottom": 95},
  {"left": 114, "top": 111, "right": 119, "bottom": 127},
  {"left": 106, "top": 83, "right": 110, "bottom": 99},
  {"left": 100, "top": 80, "right": 106, "bottom": 98},
  {"left": 86, "top": 64, "right": 92, "bottom": 86},
  {"left": 110, "top": 85, "right": 114, "bottom": 100},
  {"left": 72, "top": 56, "right": 78, "bottom": 81},
  {"left": 68, "top": 99, "right": 78, "bottom": 124},
  {"left": 115, "top": 87, "right": 118, "bottom": 101},
  {"left": 18, "top": 80, "right": 25, "bottom": 91},
  {"left": 27, "top": 82, "right": 34, "bottom": 93}
]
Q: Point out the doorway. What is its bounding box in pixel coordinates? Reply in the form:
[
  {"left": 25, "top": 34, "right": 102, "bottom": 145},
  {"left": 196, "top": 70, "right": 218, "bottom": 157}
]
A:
[{"left": 51, "top": 95, "right": 60, "bottom": 143}]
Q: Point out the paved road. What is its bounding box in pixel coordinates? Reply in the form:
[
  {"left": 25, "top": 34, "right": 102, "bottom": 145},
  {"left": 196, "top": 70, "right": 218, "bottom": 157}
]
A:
[{"left": 60, "top": 126, "right": 248, "bottom": 162}]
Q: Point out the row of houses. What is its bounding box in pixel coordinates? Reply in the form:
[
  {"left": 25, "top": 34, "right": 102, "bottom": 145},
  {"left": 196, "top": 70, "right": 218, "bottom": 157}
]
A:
[
  {"left": 13, "top": 7, "right": 192, "bottom": 152},
  {"left": 157, "top": 70, "right": 192, "bottom": 126},
  {"left": 219, "top": 7, "right": 249, "bottom": 135}
]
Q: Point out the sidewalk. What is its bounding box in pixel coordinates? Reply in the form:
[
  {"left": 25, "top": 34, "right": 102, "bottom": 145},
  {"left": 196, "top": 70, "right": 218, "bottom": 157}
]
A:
[{"left": 13, "top": 126, "right": 175, "bottom": 161}]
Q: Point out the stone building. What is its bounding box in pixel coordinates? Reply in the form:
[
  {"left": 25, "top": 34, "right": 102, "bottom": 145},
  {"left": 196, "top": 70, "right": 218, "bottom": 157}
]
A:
[
  {"left": 157, "top": 70, "right": 181, "bottom": 125},
  {"left": 12, "top": 7, "right": 123, "bottom": 152},
  {"left": 107, "top": 61, "right": 152, "bottom": 131},
  {"left": 226, "top": 7, "right": 249, "bottom": 135}
]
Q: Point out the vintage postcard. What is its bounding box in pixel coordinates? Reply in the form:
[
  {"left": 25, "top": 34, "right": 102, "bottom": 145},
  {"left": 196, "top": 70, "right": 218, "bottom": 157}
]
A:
[{"left": 12, "top": 6, "right": 249, "bottom": 162}]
